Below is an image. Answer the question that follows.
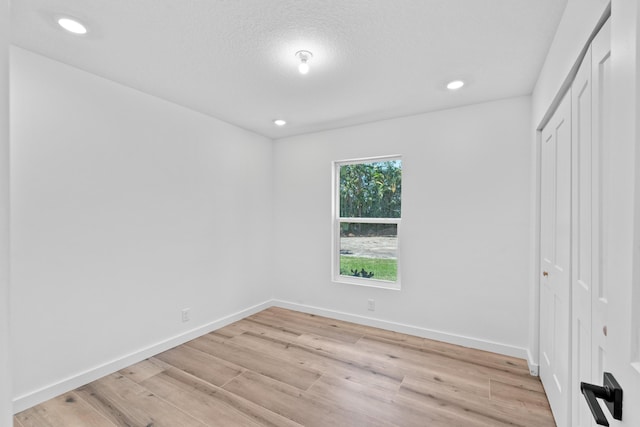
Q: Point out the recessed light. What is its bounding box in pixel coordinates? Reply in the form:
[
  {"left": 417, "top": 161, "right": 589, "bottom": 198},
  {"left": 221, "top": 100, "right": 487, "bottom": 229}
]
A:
[
  {"left": 57, "top": 17, "right": 88, "bottom": 35},
  {"left": 273, "top": 119, "right": 287, "bottom": 126},
  {"left": 447, "top": 80, "right": 465, "bottom": 90}
]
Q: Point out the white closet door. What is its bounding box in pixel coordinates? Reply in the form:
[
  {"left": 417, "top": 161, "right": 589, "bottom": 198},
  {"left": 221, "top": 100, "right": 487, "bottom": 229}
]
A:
[
  {"left": 590, "top": 11, "right": 640, "bottom": 425},
  {"left": 543, "top": 15, "right": 640, "bottom": 427},
  {"left": 540, "top": 91, "right": 572, "bottom": 427},
  {"left": 571, "top": 20, "right": 611, "bottom": 427}
]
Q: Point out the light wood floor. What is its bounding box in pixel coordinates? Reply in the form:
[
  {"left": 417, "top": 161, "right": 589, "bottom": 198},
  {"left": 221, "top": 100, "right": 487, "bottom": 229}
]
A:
[{"left": 14, "top": 307, "right": 556, "bottom": 426}]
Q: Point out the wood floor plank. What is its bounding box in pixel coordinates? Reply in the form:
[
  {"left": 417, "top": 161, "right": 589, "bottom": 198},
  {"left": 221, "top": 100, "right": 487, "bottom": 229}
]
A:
[
  {"left": 392, "top": 392, "right": 501, "bottom": 427},
  {"left": 187, "top": 333, "right": 321, "bottom": 390},
  {"left": 154, "top": 343, "right": 244, "bottom": 387},
  {"left": 264, "top": 307, "right": 425, "bottom": 346},
  {"left": 404, "top": 359, "right": 491, "bottom": 398},
  {"left": 357, "top": 334, "right": 543, "bottom": 394},
  {"left": 251, "top": 309, "right": 364, "bottom": 343},
  {"left": 354, "top": 335, "right": 496, "bottom": 397},
  {"left": 488, "top": 369, "right": 546, "bottom": 394},
  {"left": 15, "top": 392, "right": 116, "bottom": 427},
  {"left": 399, "top": 377, "right": 517, "bottom": 427},
  {"left": 215, "top": 322, "right": 255, "bottom": 339},
  {"left": 229, "top": 329, "right": 403, "bottom": 393},
  {"left": 75, "top": 373, "right": 208, "bottom": 427},
  {"left": 140, "top": 370, "right": 262, "bottom": 427},
  {"left": 362, "top": 333, "right": 530, "bottom": 377},
  {"left": 419, "top": 337, "right": 530, "bottom": 375},
  {"left": 490, "top": 378, "right": 552, "bottom": 412},
  {"left": 118, "top": 358, "right": 167, "bottom": 384},
  {"left": 306, "top": 374, "right": 487, "bottom": 427},
  {"left": 158, "top": 367, "right": 304, "bottom": 427},
  {"left": 399, "top": 375, "right": 554, "bottom": 427},
  {"left": 295, "top": 332, "right": 406, "bottom": 382},
  {"left": 14, "top": 308, "right": 556, "bottom": 427},
  {"left": 223, "top": 370, "right": 391, "bottom": 427},
  {"left": 234, "top": 318, "right": 303, "bottom": 342}
]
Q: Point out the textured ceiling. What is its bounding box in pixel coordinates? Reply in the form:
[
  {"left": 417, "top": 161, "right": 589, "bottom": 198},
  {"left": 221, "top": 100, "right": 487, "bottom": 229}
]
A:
[{"left": 11, "top": 0, "right": 568, "bottom": 138}]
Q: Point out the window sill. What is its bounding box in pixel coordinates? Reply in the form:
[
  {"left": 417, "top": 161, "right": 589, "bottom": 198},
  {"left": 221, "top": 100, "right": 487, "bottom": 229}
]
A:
[{"left": 332, "top": 275, "right": 401, "bottom": 290}]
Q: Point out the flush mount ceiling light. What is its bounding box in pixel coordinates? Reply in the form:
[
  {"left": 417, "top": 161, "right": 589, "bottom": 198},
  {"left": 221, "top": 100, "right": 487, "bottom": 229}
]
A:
[
  {"left": 295, "top": 50, "right": 313, "bottom": 75},
  {"left": 446, "top": 80, "right": 465, "bottom": 90},
  {"left": 273, "top": 119, "right": 287, "bottom": 126},
  {"left": 57, "top": 17, "right": 88, "bottom": 35}
]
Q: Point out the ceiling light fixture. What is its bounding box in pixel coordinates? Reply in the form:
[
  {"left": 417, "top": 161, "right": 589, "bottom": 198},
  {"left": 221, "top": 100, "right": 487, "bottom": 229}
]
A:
[
  {"left": 446, "top": 80, "right": 465, "bottom": 90},
  {"left": 57, "top": 17, "right": 88, "bottom": 35},
  {"left": 273, "top": 119, "right": 287, "bottom": 126},
  {"left": 296, "top": 50, "right": 313, "bottom": 75}
]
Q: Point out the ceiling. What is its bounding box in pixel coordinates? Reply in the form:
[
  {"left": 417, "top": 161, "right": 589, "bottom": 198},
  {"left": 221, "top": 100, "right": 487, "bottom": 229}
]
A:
[{"left": 10, "top": 0, "right": 568, "bottom": 139}]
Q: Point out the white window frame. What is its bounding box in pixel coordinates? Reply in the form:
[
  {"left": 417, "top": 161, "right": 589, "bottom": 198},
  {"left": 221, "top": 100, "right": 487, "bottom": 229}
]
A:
[{"left": 331, "top": 155, "right": 402, "bottom": 290}]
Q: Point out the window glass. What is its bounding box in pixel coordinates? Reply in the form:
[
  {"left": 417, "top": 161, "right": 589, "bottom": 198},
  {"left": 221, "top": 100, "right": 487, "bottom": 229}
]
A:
[
  {"left": 339, "top": 223, "right": 398, "bottom": 281},
  {"left": 334, "top": 157, "right": 402, "bottom": 288},
  {"left": 339, "top": 160, "right": 402, "bottom": 218}
]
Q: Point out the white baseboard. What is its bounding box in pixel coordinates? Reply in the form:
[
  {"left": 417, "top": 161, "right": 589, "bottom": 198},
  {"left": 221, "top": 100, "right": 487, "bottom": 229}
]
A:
[
  {"left": 271, "top": 299, "right": 529, "bottom": 361},
  {"left": 14, "top": 298, "right": 534, "bottom": 412},
  {"left": 12, "top": 300, "right": 272, "bottom": 413},
  {"left": 527, "top": 349, "right": 540, "bottom": 376}
]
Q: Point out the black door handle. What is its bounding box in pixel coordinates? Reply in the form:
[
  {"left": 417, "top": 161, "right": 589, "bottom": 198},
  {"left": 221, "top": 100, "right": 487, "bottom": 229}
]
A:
[
  {"left": 580, "top": 372, "right": 623, "bottom": 426},
  {"left": 581, "top": 382, "right": 611, "bottom": 426}
]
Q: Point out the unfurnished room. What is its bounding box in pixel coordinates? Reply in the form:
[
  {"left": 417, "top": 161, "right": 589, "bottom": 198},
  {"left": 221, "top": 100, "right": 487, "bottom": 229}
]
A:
[{"left": 1, "top": 1, "right": 640, "bottom": 426}]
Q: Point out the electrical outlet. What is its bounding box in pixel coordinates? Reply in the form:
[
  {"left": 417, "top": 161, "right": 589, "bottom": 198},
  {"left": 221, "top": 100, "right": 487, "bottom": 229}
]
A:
[
  {"left": 181, "top": 308, "right": 191, "bottom": 323},
  {"left": 367, "top": 299, "right": 375, "bottom": 311}
]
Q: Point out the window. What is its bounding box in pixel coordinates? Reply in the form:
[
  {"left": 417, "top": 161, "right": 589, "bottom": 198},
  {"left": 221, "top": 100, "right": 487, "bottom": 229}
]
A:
[{"left": 333, "top": 156, "right": 402, "bottom": 289}]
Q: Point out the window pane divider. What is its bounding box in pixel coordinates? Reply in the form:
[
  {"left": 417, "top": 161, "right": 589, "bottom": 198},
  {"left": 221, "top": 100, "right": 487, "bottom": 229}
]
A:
[{"left": 338, "top": 217, "right": 401, "bottom": 224}]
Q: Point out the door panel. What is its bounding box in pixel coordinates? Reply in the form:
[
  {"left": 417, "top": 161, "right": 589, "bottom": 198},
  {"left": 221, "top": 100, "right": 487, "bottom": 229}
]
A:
[
  {"left": 540, "top": 91, "right": 572, "bottom": 427},
  {"left": 571, "top": 43, "right": 594, "bottom": 427},
  {"left": 590, "top": 20, "right": 611, "bottom": 405},
  {"left": 582, "top": 21, "right": 612, "bottom": 425},
  {"left": 594, "top": 12, "right": 640, "bottom": 425},
  {"left": 570, "top": 20, "right": 611, "bottom": 427}
]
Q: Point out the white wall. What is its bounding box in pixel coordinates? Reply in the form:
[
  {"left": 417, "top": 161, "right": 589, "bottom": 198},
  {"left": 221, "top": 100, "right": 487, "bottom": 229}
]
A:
[
  {"left": 0, "top": 0, "right": 11, "bottom": 424},
  {"left": 10, "top": 47, "right": 274, "bottom": 410},
  {"left": 532, "top": 0, "right": 610, "bottom": 127},
  {"left": 272, "top": 97, "right": 532, "bottom": 357}
]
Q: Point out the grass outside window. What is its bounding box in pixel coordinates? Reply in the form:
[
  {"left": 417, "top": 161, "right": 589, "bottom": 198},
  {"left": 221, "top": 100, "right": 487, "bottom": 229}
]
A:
[{"left": 339, "top": 256, "right": 397, "bottom": 282}]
